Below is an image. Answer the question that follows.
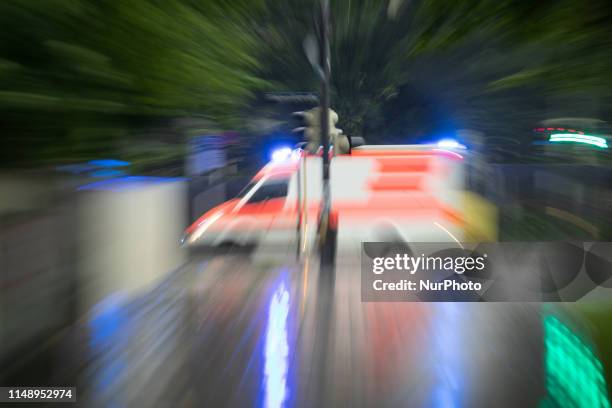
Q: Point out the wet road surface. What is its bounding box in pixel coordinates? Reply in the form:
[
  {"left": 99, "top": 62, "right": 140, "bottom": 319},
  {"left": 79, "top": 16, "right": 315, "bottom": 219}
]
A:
[{"left": 3, "top": 244, "right": 548, "bottom": 407}]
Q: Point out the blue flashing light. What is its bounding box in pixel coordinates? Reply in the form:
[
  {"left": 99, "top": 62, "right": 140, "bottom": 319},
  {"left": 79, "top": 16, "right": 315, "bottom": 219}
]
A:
[
  {"left": 437, "top": 138, "right": 467, "bottom": 150},
  {"left": 89, "top": 169, "right": 127, "bottom": 178},
  {"left": 89, "top": 159, "right": 131, "bottom": 168},
  {"left": 271, "top": 147, "right": 293, "bottom": 162}
]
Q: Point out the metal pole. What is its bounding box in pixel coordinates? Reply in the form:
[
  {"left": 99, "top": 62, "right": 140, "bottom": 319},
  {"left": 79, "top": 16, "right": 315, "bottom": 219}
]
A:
[
  {"left": 313, "top": 5, "right": 336, "bottom": 394},
  {"left": 320, "top": 0, "right": 330, "bottom": 181},
  {"left": 296, "top": 155, "right": 302, "bottom": 260},
  {"left": 318, "top": 0, "right": 334, "bottom": 267}
]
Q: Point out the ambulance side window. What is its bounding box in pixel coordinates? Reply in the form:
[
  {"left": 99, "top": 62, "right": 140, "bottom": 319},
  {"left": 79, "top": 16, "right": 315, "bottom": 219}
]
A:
[
  {"left": 248, "top": 179, "right": 288, "bottom": 204},
  {"left": 236, "top": 180, "right": 258, "bottom": 198}
]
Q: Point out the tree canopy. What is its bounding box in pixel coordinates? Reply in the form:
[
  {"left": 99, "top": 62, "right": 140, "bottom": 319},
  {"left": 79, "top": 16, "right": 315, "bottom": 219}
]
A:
[
  {"left": 0, "top": 0, "right": 265, "bottom": 165},
  {"left": 260, "top": 0, "right": 612, "bottom": 154},
  {"left": 2, "top": 0, "right": 612, "bottom": 166}
]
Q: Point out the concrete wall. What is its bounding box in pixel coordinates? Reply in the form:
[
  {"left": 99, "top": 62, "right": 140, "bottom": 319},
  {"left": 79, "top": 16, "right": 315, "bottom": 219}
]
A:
[
  {"left": 0, "top": 207, "right": 76, "bottom": 370},
  {"left": 77, "top": 178, "right": 187, "bottom": 314},
  {"left": 1, "top": 174, "right": 190, "bottom": 376}
]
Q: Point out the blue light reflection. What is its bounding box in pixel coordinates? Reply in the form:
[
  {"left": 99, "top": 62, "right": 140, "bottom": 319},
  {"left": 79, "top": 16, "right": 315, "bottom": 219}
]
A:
[
  {"left": 88, "top": 293, "right": 130, "bottom": 399},
  {"left": 430, "top": 303, "right": 465, "bottom": 408},
  {"left": 262, "top": 280, "right": 291, "bottom": 408}
]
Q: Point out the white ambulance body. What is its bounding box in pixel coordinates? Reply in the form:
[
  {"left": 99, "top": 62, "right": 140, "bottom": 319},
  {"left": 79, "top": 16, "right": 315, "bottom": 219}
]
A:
[
  {"left": 298, "top": 145, "right": 466, "bottom": 261},
  {"left": 184, "top": 144, "right": 467, "bottom": 256}
]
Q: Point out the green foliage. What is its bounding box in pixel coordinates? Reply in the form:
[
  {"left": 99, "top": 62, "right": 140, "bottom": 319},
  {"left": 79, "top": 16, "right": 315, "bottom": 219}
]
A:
[
  {"left": 259, "top": 0, "right": 612, "bottom": 151},
  {"left": 0, "top": 0, "right": 266, "bottom": 166},
  {"left": 2, "top": 0, "right": 612, "bottom": 165}
]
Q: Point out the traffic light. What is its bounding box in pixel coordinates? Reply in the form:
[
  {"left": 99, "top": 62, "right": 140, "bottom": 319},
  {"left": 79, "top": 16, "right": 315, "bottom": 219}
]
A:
[
  {"left": 292, "top": 107, "right": 350, "bottom": 154},
  {"left": 332, "top": 123, "right": 350, "bottom": 155},
  {"left": 292, "top": 107, "right": 321, "bottom": 153}
]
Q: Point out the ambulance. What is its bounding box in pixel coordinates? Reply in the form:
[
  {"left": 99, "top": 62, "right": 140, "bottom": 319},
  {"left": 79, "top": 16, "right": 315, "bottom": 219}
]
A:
[{"left": 182, "top": 141, "right": 473, "bottom": 257}]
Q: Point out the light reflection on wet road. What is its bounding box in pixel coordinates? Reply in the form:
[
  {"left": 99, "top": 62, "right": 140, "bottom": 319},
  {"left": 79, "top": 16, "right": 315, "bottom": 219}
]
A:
[{"left": 23, "top": 246, "right": 550, "bottom": 407}]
